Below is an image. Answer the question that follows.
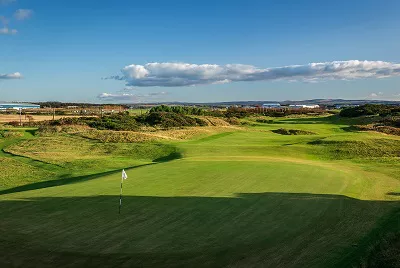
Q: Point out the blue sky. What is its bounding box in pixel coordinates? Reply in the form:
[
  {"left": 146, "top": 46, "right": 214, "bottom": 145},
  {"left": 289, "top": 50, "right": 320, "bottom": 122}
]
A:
[{"left": 1, "top": 0, "right": 400, "bottom": 103}]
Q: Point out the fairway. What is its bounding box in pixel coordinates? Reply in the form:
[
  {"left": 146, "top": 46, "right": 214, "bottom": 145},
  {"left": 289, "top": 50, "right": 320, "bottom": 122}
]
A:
[{"left": 1, "top": 116, "right": 399, "bottom": 267}]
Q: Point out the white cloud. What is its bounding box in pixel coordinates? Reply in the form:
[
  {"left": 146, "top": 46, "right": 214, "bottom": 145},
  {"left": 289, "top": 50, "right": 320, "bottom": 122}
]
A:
[
  {"left": 106, "top": 60, "right": 400, "bottom": 87},
  {"left": 0, "top": 72, "right": 22, "bottom": 79},
  {"left": 123, "top": 86, "right": 137, "bottom": 91},
  {"left": 14, "top": 9, "right": 33, "bottom": 20},
  {"left": 0, "top": 26, "right": 17, "bottom": 34},
  {"left": 97, "top": 91, "right": 168, "bottom": 102},
  {"left": 369, "top": 92, "right": 384, "bottom": 98}
]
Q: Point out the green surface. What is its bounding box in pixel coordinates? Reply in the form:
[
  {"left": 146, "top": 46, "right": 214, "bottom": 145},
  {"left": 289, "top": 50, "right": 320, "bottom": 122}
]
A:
[{"left": 0, "top": 115, "right": 399, "bottom": 267}]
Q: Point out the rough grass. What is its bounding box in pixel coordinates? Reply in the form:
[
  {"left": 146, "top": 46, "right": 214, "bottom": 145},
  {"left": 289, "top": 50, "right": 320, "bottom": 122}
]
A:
[
  {"left": 5, "top": 135, "right": 179, "bottom": 165},
  {"left": 355, "top": 124, "right": 400, "bottom": 136},
  {"left": 0, "top": 158, "right": 56, "bottom": 189},
  {"left": 78, "top": 126, "right": 237, "bottom": 143},
  {"left": 0, "top": 130, "right": 24, "bottom": 138},
  {"left": 1, "top": 133, "right": 180, "bottom": 190},
  {"left": 309, "top": 138, "right": 400, "bottom": 159}
]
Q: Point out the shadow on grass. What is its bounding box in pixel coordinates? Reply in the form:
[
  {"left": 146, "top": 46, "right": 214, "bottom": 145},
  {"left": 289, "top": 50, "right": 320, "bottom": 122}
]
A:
[
  {"left": 0, "top": 192, "right": 398, "bottom": 268},
  {"left": 1, "top": 148, "right": 65, "bottom": 169},
  {"left": 25, "top": 129, "right": 38, "bottom": 136},
  {"left": 276, "top": 115, "right": 341, "bottom": 125},
  {"left": 0, "top": 163, "right": 154, "bottom": 196},
  {"left": 341, "top": 126, "right": 360, "bottom": 132},
  {"left": 276, "top": 115, "right": 373, "bottom": 126},
  {"left": 387, "top": 192, "right": 400, "bottom": 196},
  {"left": 152, "top": 151, "right": 182, "bottom": 163}
]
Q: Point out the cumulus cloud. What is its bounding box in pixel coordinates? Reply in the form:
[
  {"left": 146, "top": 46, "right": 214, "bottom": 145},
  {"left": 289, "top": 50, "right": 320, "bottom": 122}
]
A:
[
  {"left": 14, "top": 9, "right": 33, "bottom": 20},
  {"left": 0, "top": 72, "right": 22, "bottom": 79},
  {"left": 97, "top": 91, "right": 168, "bottom": 102},
  {"left": 369, "top": 92, "right": 384, "bottom": 97},
  {"left": 0, "top": 16, "right": 16, "bottom": 34},
  {"left": 0, "top": 26, "right": 17, "bottom": 34},
  {"left": 105, "top": 60, "right": 400, "bottom": 87}
]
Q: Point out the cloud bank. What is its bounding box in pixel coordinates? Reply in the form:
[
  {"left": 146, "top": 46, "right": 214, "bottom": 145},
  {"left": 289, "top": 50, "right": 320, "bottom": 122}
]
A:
[
  {"left": 97, "top": 91, "right": 168, "bottom": 102},
  {"left": 0, "top": 72, "right": 22, "bottom": 79},
  {"left": 106, "top": 60, "right": 400, "bottom": 87}
]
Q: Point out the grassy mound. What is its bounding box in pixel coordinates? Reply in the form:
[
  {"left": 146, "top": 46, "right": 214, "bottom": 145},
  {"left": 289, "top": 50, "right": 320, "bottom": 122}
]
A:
[
  {"left": 1, "top": 133, "right": 181, "bottom": 190},
  {"left": 200, "top": 116, "right": 231, "bottom": 126},
  {"left": 355, "top": 124, "right": 400, "bottom": 136},
  {"left": 80, "top": 129, "right": 160, "bottom": 143},
  {"left": 0, "top": 130, "right": 24, "bottom": 138},
  {"left": 309, "top": 138, "right": 400, "bottom": 159},
  {"left": 272, "top": 128, "right": 316, "bottom": 135}
]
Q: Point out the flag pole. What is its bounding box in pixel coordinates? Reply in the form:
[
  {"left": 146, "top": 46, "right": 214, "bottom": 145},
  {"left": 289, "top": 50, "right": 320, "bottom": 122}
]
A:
[{"left": 119, "top": 176, "right": 123, "bottom": 214}]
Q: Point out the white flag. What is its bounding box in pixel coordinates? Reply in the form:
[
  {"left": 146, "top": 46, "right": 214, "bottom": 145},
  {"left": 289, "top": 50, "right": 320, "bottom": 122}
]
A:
[{"left": 122, "top": 169, "right": 128, "bottom": 180}]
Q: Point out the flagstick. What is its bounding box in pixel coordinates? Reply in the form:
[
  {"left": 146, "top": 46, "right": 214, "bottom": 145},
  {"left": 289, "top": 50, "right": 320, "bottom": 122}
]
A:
[{"left": 119, "top": 176, "right": 123, "bottom": 214}]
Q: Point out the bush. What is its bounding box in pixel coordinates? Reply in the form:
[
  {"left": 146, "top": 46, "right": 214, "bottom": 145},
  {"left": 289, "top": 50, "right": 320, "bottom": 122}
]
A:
[
  {"left": 256, "top": 119, "right": 274, "bottom": 123},
  {"left": 149, "top": 105, "right": 206, "bottom": 116},
  {"left": 138, "top": 112, "right": 207, "bottom": 128},
  {"left": 340, "top": 104, "right": 400, "bottom": 117},
  {"left": 7, "top": 121, "right": 20, "bottom": 127},
  {"left": 225, "top": 117, "right": 241, "bottom": 125},
  {"left": 272, "top": 128, "right": 316, "bottom": 135}
]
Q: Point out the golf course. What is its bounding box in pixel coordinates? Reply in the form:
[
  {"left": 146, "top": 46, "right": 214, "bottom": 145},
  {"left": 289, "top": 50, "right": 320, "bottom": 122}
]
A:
[{"left": 1, "top": 115, "right": 399, "bottom": 267}]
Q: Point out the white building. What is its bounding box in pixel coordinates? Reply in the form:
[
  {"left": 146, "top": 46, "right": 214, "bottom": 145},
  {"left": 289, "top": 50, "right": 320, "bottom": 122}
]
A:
[
  {"left": 262, "top": 103, "right": 281, "bottom": 108},
  {"left": 289, "top": 104, "right": 320, "bottom": 109},
  {"left": 0, "top": 103, "right": 40, "bottom": 110}
]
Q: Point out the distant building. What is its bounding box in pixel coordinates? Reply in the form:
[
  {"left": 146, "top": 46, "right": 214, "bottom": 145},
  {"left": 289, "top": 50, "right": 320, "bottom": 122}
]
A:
[
  {"left": 262, "top": 103, "right": 281, "bottom": 108},
  {"left": 0, "top": 103, "right": 40, "bottom": 110},
  {"left": 334, "top": 104, "right": 359, "bottom": 109},
  {"left": 289, "top": 104, "right": 320, "bottom": 109}
]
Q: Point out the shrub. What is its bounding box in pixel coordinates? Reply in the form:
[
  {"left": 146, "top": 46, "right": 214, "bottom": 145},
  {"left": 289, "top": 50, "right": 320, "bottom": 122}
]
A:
[
  {"left": 225, "top": 117, "right": 241, "bottom": 125},
  {"left": 272, "top": 128, "right": 316, "bottom": 135},
  {"left": 8, "top": 121, "right": 20, "bottom": 127},
  {"left": 138, "top": 112, "right": 207, "bottom": 128},
  {"left": 256, "top": 119, "right": 274, "bottom": 123},
  {"left": 340, "top": 104, "right": 400, "bottom": 117},
  {"left": 149, "top": 105, "right": 206, "bottom": 116}
]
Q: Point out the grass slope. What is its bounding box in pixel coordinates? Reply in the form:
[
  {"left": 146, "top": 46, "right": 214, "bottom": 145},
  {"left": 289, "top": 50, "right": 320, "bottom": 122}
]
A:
[{"left": 0, "top": 116, "right": 399, "bottom": 267}]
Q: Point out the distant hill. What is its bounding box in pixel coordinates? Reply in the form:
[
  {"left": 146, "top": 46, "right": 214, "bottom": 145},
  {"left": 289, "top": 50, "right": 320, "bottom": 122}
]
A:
[
  {"left": 3, "top": 99, "right": 399, "bottom": 108},
  {"left": 130, "top": 99, "right": 400, "bottom": 107}
]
